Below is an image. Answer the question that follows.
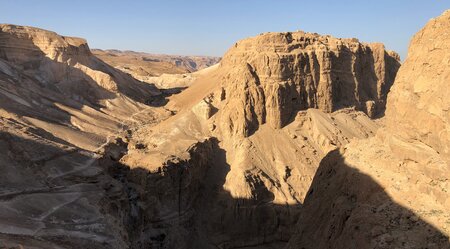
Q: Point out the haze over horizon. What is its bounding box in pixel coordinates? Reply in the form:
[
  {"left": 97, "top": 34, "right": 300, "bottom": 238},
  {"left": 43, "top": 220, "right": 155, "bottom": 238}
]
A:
[
  {"left": 0, "top": 1, "right": 449, "bottom": 58},
  {"left": 0, "top": 2, "right": 449, "bottom": 248},
  {"left": 1, "top": 0, "right": 449, "bottom": 59}
]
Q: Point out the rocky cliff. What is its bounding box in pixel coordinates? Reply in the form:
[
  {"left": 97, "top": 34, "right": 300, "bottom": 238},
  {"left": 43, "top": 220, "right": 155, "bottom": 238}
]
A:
[
  {"left": 217, "top": 32, "right": 400, "bottom": 137},
  {"left": 286, "top": 10, "right": 450, "bottom": 249},
  {"left": 0, "top": 24, "right": 171, "bottom": 150},
  {"left": 0, "top": 24, "right": 178, "bottom": 249},
  {"left": 1, "top": 11, "right": 449, "bottom": 249},
  {"left": 385, "top": 12, "right": 450, "bottom": 158},
  {"left": 116, "top": 30, "right": 401, "bottom": 248},
  {"left": 0, "top": 24, "right": 160, "bottom": 103}
]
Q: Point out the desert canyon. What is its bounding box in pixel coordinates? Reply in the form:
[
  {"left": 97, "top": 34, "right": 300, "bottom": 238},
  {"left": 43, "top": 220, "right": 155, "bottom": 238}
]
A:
[{"left": 0, "top": 9, "right": 448, "bottom": 249}]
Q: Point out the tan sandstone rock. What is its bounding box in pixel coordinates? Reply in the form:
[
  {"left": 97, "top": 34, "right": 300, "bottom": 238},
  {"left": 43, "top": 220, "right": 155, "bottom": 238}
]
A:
[
  {"left": 117, "top": 30, "right": 400, "bottom": 248},
  {"left": 2, "top": 11, "right": 448, "bottom": 249},
  {"left": 286, "top": 10, "right": 450, "bottom": 249},
  {"left": 216, "top": 32, "right": 400, "bottom": 137}
]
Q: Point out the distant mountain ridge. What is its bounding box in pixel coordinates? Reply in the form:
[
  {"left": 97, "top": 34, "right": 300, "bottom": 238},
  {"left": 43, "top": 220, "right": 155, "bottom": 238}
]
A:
[
  {"left": 92, "top": 48, "right": 220, "bottom": 77},
  {"left": 0, "top": 9, "right": 449, "bottom": 249}
]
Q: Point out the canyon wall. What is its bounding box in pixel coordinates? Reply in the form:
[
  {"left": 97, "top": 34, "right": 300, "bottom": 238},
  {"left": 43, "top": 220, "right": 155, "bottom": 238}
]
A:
[
  {"left": 0, "top": 24, "right": 160, "bottom": 105},
  {"left": 117, "top": 31, "right": 402, "bottom": 248},
  {"left": 217, "top": 32, "right": 400, "bottom": 137},
  {"left": 1, "top": 10, "right": 449, "bottom": 249},
  {"left": 385, "top": 12, "right": 450, "bottom": 158},
  {"left": 287, "top": 10, "right": 450, "bottom": 249}
]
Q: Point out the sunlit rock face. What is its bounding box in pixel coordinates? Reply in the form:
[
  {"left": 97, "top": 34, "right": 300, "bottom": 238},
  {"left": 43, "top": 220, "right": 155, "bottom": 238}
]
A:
[
  {"left": 217, "top": 31, "right": 400, "bottom": 137},
  {"left": 0, "top": 24, "right": 160, "bottom": 103},
  {"left": 1, "top": 10, "right": 449, "bottom": 249},
  {"left": 286, "top": 10, "right": 450, "bottom": 249},
  {"left": 385, "top": 11, "right": 450, "bottom": 158}
]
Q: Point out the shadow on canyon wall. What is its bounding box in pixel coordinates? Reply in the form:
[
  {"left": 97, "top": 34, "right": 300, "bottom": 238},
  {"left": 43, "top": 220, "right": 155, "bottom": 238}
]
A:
[
  {"left": 0, "top": 132, "right": 448, "bottom": 249},
  {"left": 102, "top": 139, "right": 448, "bottom": 249},
  {"left": 330, "top": 46, "right": 400, "bottom": 119},
  {"left": 287, "top": 149, "right": 450, "bottom": 249}
]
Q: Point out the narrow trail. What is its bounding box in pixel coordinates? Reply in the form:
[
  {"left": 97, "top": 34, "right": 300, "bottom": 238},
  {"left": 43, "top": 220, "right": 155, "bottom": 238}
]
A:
[
  {"left": 47, "top": 106, "right": 155, "bottom": 182},
  {"left": 49, "top": 103, "right": 172, "bottom": 182},
  {"left": 47, "top": 157, "right": 98, "bottom": 181},
  {"left": 94, "top": 105, "right": 158, "bottom": 153}
]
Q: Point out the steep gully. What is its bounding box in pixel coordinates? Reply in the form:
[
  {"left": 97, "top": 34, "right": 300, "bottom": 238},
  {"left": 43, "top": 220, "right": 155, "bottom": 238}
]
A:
[{"left": 94, "top": 130, "right": 449, "bottom": 249}]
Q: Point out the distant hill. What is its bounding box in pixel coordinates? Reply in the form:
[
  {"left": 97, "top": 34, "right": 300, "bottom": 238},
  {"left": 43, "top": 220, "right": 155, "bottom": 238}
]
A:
[{"left": 92, "top": 49, "right": 220, "bottom": 77}]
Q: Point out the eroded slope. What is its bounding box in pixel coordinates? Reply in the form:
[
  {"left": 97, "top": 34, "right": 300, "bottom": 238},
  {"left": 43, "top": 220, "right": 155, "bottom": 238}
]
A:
[
  {"left": 120, "top": 31, "right": 401, "bottom": 248},
  {"left": 0, "top": 24, "right": 172, "bottom": 248},
  {"left": 287, "top": 11, "right": 450, "bottom": 249}
]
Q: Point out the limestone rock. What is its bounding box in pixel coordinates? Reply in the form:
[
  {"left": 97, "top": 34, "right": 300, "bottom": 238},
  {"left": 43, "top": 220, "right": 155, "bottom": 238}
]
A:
[
  {"left": 287, "top": 10, "right": 450, "bottom": 249},
  {"left": 192, "top": 99, "right": 214, "bottom": 120},
  {"left": 385, "top": 11, "right": 450, "bottom": 158},
  {"left": 0, "top": 24, "right": 160, "bottom": 104},
  {"left": 217, "top": 32, "right": 400, "bottom": 137},
  {"left": 1, "top": 11, "right": 449, "bottom": 249}
]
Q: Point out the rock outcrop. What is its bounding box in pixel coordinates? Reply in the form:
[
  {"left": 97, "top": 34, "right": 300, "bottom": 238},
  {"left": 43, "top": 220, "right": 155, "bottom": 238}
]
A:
[
  {"left": 0, "top": 24, "right": 160, "bottom": 104},
  {"left": 287, "top": 10, "right": 450, "bottom": 249},
  {"left": 385, "top": 12, "right": 450, "bottom": 158},
  {"left": 1, "top": 10, "right": 449, "bottom": 249},
  {"left": 117, "top": 30, "right": 401, "bottom": 248},
  {"left": 217, "top": 32, "right": 400, "bottom": 137},
  {"left": 0, "top": 24, "right": 171, "bottom": 150}
]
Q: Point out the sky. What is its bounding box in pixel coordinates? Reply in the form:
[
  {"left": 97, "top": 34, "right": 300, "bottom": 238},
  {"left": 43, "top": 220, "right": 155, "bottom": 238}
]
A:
[{"left": 0, "top": 1, "right": 449, "bottom": 59}]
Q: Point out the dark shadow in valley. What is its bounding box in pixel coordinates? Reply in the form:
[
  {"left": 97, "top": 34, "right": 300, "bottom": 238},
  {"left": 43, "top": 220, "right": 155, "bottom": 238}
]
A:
[
  {"left": 146, "top": 86, "right": 188, "bottom": 107},
  {"left": 0, "top": 132, "right": 448, "bottom": 249},
  {"left": 286, "top": 149, "right": 450, "bottom": 249},
  {"left": 102, "top": 137, "right": 301, "bottom": 249},
  {"left": 0, "top": 131, "right": 119, "bottom": 249}
]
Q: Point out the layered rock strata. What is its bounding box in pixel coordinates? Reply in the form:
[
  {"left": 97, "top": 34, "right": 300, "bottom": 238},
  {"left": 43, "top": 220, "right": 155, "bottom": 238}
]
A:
[
  {"left": 217, "top": 32, "right": 400, "bottom": 137},
  {"left": 287, "top": 10, "right": 450, "bottom": 249}
]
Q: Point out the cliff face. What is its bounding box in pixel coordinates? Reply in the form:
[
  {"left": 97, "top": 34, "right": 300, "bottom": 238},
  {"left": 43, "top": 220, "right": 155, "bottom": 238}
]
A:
[
  {"left": 0, "top": 24, "right": 171, "bottom": 151},
  {"left": 115, "top": 30, "right": 400, "bottom": 248},
  {"left": 1, "top": 13, "right": 448, "bottom": 249},
  {"left": 385, "top": 12, "right": 450, "bottom": 158},
  {"left": 217, "top": 32, "right": 400, "bottom": 137},
  {"left": 0, "top": 25, "right": 177, "bottom": 249},
  {"left": 287, "top": 11, "right": 450, "bottom": 249},
  {"left": 0, "top": 24, "right": 160, "bottom": 104}
]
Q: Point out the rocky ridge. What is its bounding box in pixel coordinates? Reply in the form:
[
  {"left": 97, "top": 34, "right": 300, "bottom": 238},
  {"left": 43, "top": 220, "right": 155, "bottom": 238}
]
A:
[
  {"left": 0, "top": 10, "right": 449, "bottom": 249},
  {"left": 216, "top": 31, "right": 400, "bottom": 138},
  {"left": 286, "top": 10, "right": 450, "bottom": 249},
  {"left": 0, "top": 24, "right": 170, "bottom": 150},
  {"left": 92, "top": 49, "right": 220, "bottom": 89},
  {"left": 117, "top": 30, "right": 402, "bottom": 248}
]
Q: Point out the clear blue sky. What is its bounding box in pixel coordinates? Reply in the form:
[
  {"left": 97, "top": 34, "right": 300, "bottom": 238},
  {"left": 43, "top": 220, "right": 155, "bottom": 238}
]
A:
[{"left": 1, "top": 1, "right": 448, "bottom": 59}]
